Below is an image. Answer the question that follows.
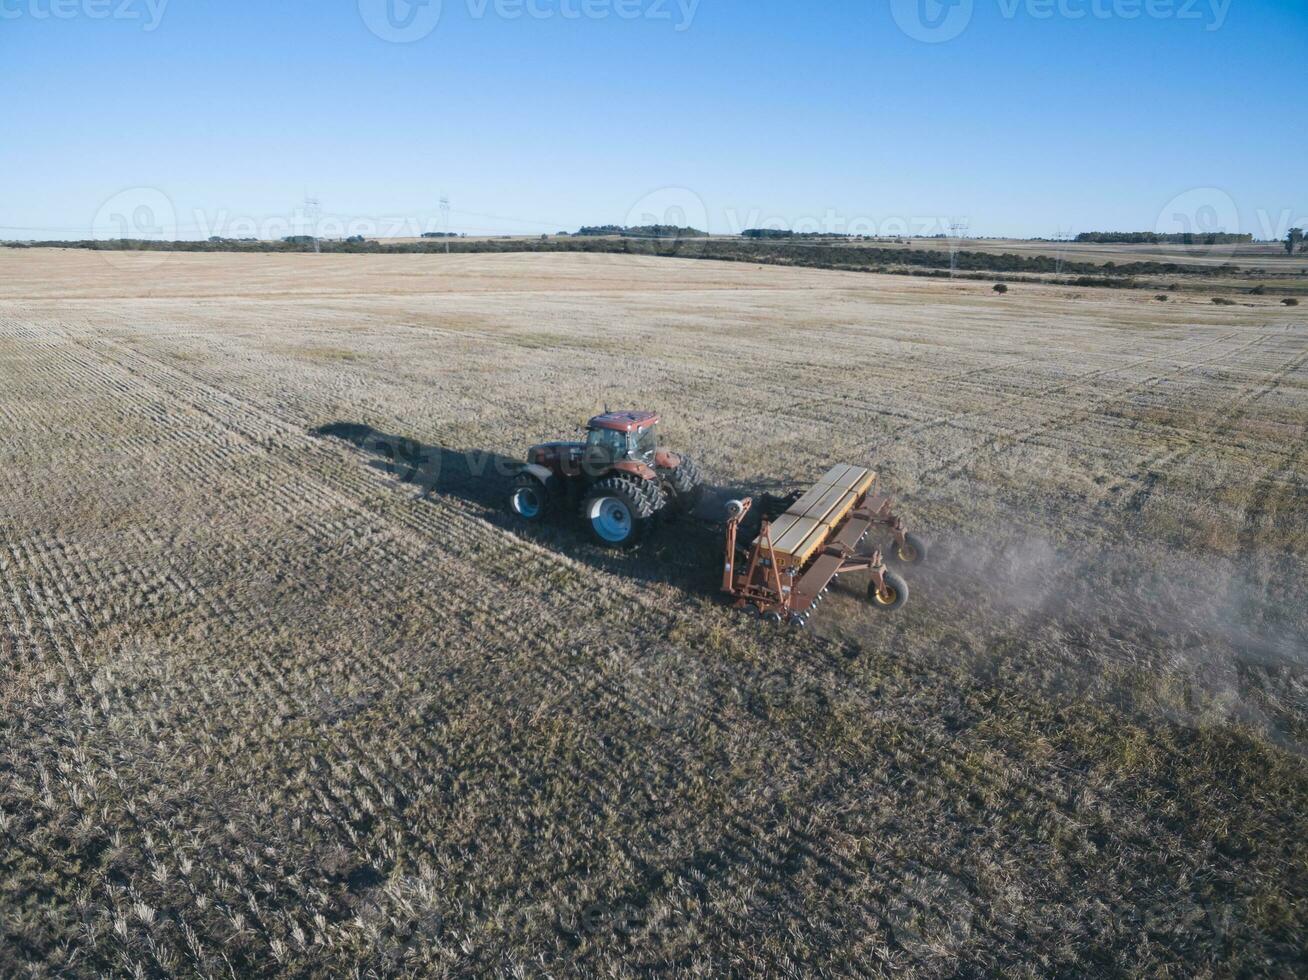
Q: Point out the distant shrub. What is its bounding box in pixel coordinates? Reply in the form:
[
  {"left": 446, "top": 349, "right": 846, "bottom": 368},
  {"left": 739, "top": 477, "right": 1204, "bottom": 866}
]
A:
[
  {"left": 1155, "top": 294, "right": 1169, "bottom": 302},
  {"left": 1212, "top": 297, "right": 1236, "bottom": 306},
  {"left": 993, "top": 283, "right": 1008, "bottom": 294},
  {"left": 1250, "top": 285, "right": 1266, "bottom": 295},
  {"left": 1071, "top": 275, "right": 1135, "bottom": 288},
  {"left": 1284, "top": 298, "right": 1300, "bottom": 306}
]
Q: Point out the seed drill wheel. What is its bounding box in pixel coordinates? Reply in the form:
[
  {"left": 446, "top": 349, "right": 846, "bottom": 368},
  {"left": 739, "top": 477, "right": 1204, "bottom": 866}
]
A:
[
  {"left": 869, "top": 570, "right": 909, "bottom": 611},
  {"left": 891, "top": 532, "right": 929, "bottom": 566},
  {"left": 581, "top": 476, "right": 660, "bottom": 548},
  {"left": 510, "top": 474, "right": 551, "bottom": 522}
]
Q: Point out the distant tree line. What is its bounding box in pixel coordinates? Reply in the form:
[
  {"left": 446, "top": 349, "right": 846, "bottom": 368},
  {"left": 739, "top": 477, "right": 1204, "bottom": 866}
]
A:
[
  {"left": 16, "top": 235, "right": 1230, "bottom": 280},
  {"left": 740, "top": 229, "right": 863, "bottom": 240},
  {"left": 1075, "top": 231, "right": 1252, "bottom": 245},
  {"left": 575, "top": 224, "right": 707, "bottom": 238}
]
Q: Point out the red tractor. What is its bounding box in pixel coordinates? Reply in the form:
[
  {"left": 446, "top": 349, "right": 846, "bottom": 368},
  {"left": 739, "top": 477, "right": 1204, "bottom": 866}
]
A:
[{"left": 509, "top": 410, "right": 703, "bottom": 547}]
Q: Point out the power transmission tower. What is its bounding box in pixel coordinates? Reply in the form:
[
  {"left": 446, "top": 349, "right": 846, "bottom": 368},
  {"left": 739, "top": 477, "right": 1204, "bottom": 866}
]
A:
[
  {"left": 440, "top": 196, "right": 450, "bottom": 254},
  {"left": 304, "top": 196, "right": 322, "bottom": 253},
  {"left": 948, "top": 218, "right": 968, "bottom": 277},
  {"left": 1053, "top": 226, "right": 1073, "bottom": 276}
]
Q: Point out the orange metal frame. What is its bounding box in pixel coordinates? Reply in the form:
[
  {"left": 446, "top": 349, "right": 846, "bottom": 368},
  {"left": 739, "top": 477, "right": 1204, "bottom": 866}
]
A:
[{"left": 722, "top": 478, "right": 910, "bottom": 624}]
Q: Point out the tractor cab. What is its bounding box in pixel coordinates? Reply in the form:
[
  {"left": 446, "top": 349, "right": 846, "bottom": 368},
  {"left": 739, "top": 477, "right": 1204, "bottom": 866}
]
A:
[{"left": 585, "top": 410, "right": 660, "bottom": 465}]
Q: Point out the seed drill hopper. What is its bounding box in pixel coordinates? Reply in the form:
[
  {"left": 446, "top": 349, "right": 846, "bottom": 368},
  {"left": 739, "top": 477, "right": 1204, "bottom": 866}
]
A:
[{"left": 723, "top": 464, "right": 926, "bottom": 627}]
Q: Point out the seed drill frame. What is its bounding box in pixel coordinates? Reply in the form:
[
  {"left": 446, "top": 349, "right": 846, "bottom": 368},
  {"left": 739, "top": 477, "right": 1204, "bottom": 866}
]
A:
[{"left": 722, "top": 464, "right": 916, "bottom": 625}]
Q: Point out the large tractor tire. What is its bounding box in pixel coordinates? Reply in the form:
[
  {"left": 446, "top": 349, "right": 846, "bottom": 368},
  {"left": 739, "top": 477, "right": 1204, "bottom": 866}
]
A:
[
  {"left": 581, "top": 476, "right": 663, "bottom": 548},
  {"left": 661, "top": 454, "right": 704, "bottom": 510},
  {"left": 510, "top": 473, "right": 553, "bottom": 523}
]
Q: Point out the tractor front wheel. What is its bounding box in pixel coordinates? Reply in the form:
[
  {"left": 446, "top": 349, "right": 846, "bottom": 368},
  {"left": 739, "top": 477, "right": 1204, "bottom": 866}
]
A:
[
  {"left": 868, "top": 570, "right": 909, "bottom": 611},
  {"left": 581, "top": 477, "right": 660, "bottom": 548},
  {"left": 510, "top": 473, "right": 552, "bottom": 523}
]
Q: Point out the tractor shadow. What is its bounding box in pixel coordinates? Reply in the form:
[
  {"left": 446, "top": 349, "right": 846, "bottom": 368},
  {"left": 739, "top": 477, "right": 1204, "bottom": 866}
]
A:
[{"left": 312, "top": 422, "right": 771, "bottom": 596}]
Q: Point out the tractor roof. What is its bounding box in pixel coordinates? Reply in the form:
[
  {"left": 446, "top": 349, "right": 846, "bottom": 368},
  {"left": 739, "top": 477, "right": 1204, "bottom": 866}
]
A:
[{"left": 588, "top": 410, "right": 660, "bottom": 433}]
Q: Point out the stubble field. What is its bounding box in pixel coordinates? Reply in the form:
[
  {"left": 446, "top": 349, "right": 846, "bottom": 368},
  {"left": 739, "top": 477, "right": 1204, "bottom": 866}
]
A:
[{"left": 2, "top": 249, "right": 1305, "bottom": 976}]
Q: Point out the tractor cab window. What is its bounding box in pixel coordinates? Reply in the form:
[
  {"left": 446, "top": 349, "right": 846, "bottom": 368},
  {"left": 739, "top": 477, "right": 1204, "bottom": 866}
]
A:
[
  {"left": 632, "top": 426, "right": 657, "bottom": 459},
  {"left": 585, "top": 427, "right": 629, "bottom": 461}
]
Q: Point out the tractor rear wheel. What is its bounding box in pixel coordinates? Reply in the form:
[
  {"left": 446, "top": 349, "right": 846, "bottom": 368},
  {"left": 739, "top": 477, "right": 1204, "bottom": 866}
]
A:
[
  {"left": 868, "top": 570, "right": 909, "bottom": 611},
  {"left": 510, "top": 473, "right": 552, "bottom": 523},
  {"left": 662, "top": 454, "right": 704, "bottom": 510},
  {"left": 581, "top": 476, "right": 660, "bottom": 548}
]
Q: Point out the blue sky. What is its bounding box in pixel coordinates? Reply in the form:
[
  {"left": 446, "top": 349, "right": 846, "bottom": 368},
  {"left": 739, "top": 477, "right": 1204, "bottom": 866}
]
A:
[{"left": 1, "top": 0, "right": 1304, "bottom": 239}]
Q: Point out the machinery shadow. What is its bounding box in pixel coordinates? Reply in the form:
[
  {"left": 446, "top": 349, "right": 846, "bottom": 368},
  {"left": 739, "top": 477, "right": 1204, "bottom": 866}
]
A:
[
  {"left": 312, "top": 422, "right": 763, "bottom": 596},
  {"left": 314, "top": 422, "right": 517, "bottom": 511}
]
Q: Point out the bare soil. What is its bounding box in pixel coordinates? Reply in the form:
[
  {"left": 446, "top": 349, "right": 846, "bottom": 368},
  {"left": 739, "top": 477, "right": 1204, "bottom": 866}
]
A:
[{"left": 2, "top": 249, "right": 1305, "bottom": 976}]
